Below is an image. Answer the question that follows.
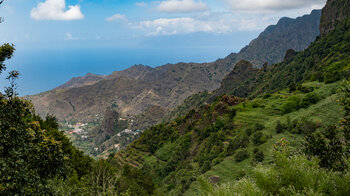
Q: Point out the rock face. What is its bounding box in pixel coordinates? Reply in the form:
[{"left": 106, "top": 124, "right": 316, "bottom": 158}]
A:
[
  {"left": 27, "top": 10, "right": 322, "bottom": 127},
  {"left": 93, "top": 107, "right": 120, "bottom": 145},
  {"left": 320, "top": 0, "right": 350, "bottom": 37},
  {"left": 229, "top": 9, "right": 321, "bottom": 67},
  {"left": 283, "top": 49, "right": 296, "bottom": 63},
  {"left": 214, "top": 60, "right": 258, "bottom": 98}
]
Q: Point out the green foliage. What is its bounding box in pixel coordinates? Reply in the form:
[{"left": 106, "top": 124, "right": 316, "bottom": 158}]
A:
[
  {"left": 275, "top": 120, "right": 284, "bottom": 134},
  {"left": 197, "top": 177, "right": 265, "bottom": 196},
  {"left": 251, "top": 131, "right": 267, "bottom": 146},
  {"left": 300, "top": 92, "right": 319, "bottom": 108},
  {"left": 234, "top": 149, "right": 249, "bottom": 162},
  {"left": 302, "top": 80, "right": 350, "bottom": 171},
  {"left": 291, "top": 119, "right": 321, "bottom": 135},
  {"left": 0, "top": 41, "right": 71, "bottom": 194},
  {"left": 228, "top": 108, "right": 237, "bottom": 119},
  {"left": 136, "top": 124, "right": 177, "bottom": 153},
  {"left": 281, "top": 95, "right": 301, "bottom": 114},
  {"left": 252, "top": 148, "right": 264, "bottom": 163},
  {"left": 118, "top": 164, "right": 155, "bottom": 195},
  {"left": 49, "top": 161, "right": 157, "bottom": 196},
  {"left": 226, "top": 134, "right": 249, "bottom": 156},
  {"left": 0, "top": 98, "right": 68, "bottom": 194},
  {"left": 0, "top": 26, "right": 92, "bottom": 194},
  {"left": 200, "top": 148, "right": 350, "bottom": 195},
  {"left": 340, "top": 80, "right": 350, "bottom": 143},
  {"left": 0, "top": 95, "right": 92, "bottom": 194},
  {"left": 304, "top": 125, "right": 346, "bottom": 171},
  {"left": 0, "top": 43, "right": 15, "bottom": 75},
  {"left": 254, "top": 123, "right": 265, "bottom": 131}
]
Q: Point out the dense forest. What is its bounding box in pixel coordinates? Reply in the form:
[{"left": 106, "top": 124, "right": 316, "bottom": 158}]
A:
[{"left": 1, "top": 0, "right": 350, "bottom": 195}]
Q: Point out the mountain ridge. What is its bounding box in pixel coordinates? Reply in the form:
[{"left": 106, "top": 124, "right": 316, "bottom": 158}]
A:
[{"left": 27, "top": 10, "right": 322, "bottom": 126}]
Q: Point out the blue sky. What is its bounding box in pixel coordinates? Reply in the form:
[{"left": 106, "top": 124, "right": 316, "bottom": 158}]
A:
[{"left": 0, "top": 0, "right": 327, "bottom": 95}]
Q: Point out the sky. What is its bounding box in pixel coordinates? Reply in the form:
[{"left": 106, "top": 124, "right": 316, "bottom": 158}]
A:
[{"left": 0, "top": 0, "right": 327, "bottom": 95}]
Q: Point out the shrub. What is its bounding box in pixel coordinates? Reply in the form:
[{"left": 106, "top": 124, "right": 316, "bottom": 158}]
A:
[
  {"left": 251, "top": 131, "right": 267, "bottom": 146},
  {"left": 252, "top": 102, "right": 260, "bottom": 108},
  {"left": 229, "top": 108, "right": 237, "bottom": 119},
  {"left": 289, "top": 83, "right": 297, "bottom": 92},
  {"left": 226, "top": 135, "right": 249, "bottom": 156},
  {"left": 263, "top": 93, "right": 271, "bottom": 99},
  {"left": 252, "top": 148, "right": 264, "bottom": 163},
  {"left": 292, "top": 119, "right": 321, "bottom": 134},
  {"left": 200, "top": 161, "right": 211, "bottom": 173},
  {"left": 234, "top": 149, "right": 250, "bottom": 162},
  {"left": 245, "top": 128, "right": 253, "bottom": 136},
  {"left": 324, "top": 71, "right": 341, "bottom": 83},
  {"left": 281, "top": 96, "right": 301, "bottom": 114},
  {"left": 304, "top": 125, "right": 346, "bottom": 171},
  {"left": 254, "top": 123, "right": 265, "bottom": 131},
  {"left": 300, "top": 93, "right": 319, "bottom": 108}
]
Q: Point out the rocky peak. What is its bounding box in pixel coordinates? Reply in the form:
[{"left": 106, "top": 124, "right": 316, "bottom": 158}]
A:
[
  {"left": 232, "top": 9, "right": 321, "bottom": 67},
  {"left": 213, "top": 60, "right": 258, "bottom": 98},
  {"left": 320, "top": 0, "right": 350, "bottom": 37},
  {"left": 229, "top": 60, "right": 254, "bottom": 75},
  {"left": 94, "top": 107, "right": 120, "bottom": 145}
]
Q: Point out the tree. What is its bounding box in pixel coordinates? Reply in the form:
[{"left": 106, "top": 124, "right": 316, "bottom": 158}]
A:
[
  {"left": 304, "top": 125, "right": 346, "bottom": 171},
  {"left": 0, "top": 5, "right": 70, "bottom": 193}
]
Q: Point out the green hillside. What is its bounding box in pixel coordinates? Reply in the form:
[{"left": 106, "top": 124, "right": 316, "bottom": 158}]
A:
[{"left": 112, "top": 81, "right": 344, "bottom": 195}]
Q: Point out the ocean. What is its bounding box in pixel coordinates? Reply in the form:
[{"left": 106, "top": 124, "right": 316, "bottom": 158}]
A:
[{"left": 2, "top": 47, "right": 240, "bottom": 96}]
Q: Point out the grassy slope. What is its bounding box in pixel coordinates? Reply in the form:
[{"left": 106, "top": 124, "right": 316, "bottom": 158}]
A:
[
  {"left": 113, "top": 81, "right": 343, "bottom": 195},
  {"left": 185, "top": 81, "right": 343, "bottom": 195}
]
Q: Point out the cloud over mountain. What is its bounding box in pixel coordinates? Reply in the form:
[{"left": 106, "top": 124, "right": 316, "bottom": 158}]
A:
[
  {"left": 31, "top": 0, "right": 84, "bottom": 20},
  {"left": 223, "top": 0, "right": 326, "bottom": 12}
]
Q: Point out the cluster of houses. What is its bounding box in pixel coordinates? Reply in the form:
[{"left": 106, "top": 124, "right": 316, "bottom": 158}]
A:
[{"left": 65, "top": 122, "right": 89, "bottom": 140}]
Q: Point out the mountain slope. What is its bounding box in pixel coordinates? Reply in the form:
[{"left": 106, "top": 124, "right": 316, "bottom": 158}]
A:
[
  {"left": 111, "top": 1, "right": 350, "bottom": 194},
  {"left": 167, "top": 7, "right": 349, "bottom": 122},
  {"left": 229, "top": 9, "right": 321, "bottom": 67},
  {"left": 27, "top": 10, "right": 322, "bottom": 127},
  {"left": 320, "top": 0, "right": 350, "bottom": 37}
]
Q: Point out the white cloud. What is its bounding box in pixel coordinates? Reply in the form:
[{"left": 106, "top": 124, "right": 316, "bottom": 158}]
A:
[
  {"left": 135, "top": 2, "right": 148, "bottom": 7},
  {"left": 131, "top": 16, "right": 260, "bottom": 36},
  {"left": 222, "top": 0, "right": 326, "bottom": 12},
  {"left": 31, "top": 0, "right": 84, "bottom": 20},
  {"left": 156, "top": 0, "right": 208, "bottom": 13},
  {"left": 106, "top": 14, "right": 127, "bottom": 22}
]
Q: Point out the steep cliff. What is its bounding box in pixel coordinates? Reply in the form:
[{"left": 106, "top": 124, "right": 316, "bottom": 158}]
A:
[{"left": 320, "top": 0, "right": 350, "bottom": 37}]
